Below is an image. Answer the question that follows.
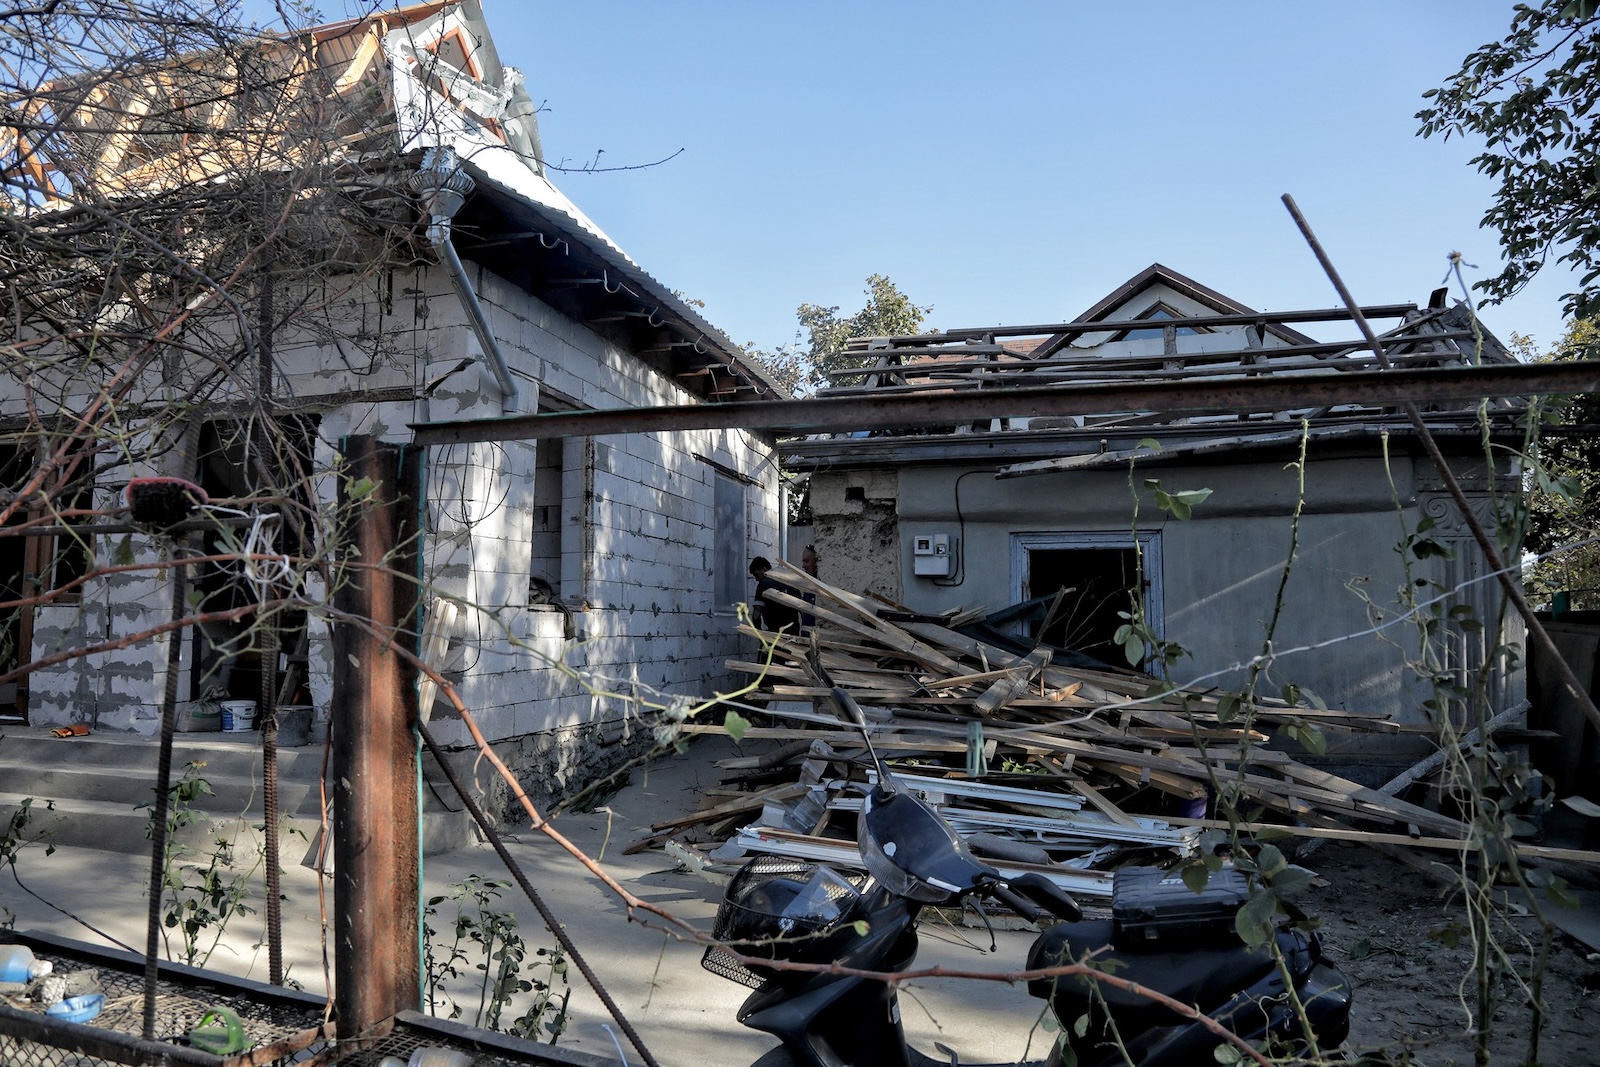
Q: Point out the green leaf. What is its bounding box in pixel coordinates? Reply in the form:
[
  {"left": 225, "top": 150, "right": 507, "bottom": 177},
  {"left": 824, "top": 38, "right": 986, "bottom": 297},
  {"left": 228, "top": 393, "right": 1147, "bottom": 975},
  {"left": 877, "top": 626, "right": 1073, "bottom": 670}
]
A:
[
  {"left": 1181, "top": 863, "right": 1211, "bottom": 894},
  {"left": 1122, "top": 633, "right": 1144, "bottom": 666},
  {"left": 1294, "top": 723, "right": 1327, "bottom": 756},
  {"left": 1234, "top": 891, "right": 1278, "bottom": 948},
  {"left": 722, "top": 709, "right": 751, "bottom": 741},
  {"left": 1215, "top": 694, "right": 1239, "bottom": 725},
  {"left": 1268, "top": 867, "right": 1314, "bottom": 897},
  {"left": 1171, "top": 488, "right": 1213, "bottom": 510},
  {"left": 1411, "top": 537, "right": 1454, "bottom": 560},
  {"left": 1545, "top": 877, "right": 1581, "bottom": 910},
  {"left": 1432, "top": 920, "right": 1467, "bottom": 950},
  {"left": 1136, "top": 438, "right": 1163, "bottom": 452},
  {"left": 1256, "top": 844, "right": 1288, "bottom": 877},
  {"left": 113, "top": 535, "right": 135, "bottom": 567}
]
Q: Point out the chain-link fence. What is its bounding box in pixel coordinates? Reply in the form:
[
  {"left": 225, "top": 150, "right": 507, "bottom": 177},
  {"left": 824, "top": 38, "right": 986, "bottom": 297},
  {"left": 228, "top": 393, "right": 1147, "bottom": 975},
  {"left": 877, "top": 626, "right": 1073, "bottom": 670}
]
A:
[{"left": 0, "top": 936, "right": 606, "bottom": 1067}]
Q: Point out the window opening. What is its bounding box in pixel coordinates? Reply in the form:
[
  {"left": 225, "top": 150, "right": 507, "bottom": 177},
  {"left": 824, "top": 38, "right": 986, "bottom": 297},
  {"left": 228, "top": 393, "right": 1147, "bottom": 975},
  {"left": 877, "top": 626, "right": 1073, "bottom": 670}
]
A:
[
  {"left": 528, "top": 435, "right": 564, "bottom": 603},
  {"left": 713, "top": 473, "right": 746, "bottom": 612},
  {"left": 1116, "top": 303, "right": 1207, "bottom": 342}
]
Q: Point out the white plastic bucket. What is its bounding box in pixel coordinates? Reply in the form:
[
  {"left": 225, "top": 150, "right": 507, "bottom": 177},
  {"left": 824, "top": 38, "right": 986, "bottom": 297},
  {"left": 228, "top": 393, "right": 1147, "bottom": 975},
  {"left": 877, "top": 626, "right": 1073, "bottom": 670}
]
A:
[{"left": 219, "top": 700, "right": 256, "bottom": 732}]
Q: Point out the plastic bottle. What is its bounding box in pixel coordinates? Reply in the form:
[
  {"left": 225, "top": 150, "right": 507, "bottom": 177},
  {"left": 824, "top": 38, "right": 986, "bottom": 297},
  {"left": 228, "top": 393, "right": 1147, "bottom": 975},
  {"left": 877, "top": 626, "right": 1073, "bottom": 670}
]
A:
[{"left": 0, "top": 945, "right": 53, "bottom": 982}]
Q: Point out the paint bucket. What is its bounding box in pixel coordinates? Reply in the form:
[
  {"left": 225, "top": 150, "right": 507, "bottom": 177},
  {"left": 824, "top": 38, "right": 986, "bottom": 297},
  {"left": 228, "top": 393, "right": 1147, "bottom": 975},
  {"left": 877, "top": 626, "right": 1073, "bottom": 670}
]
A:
[
  {"left": 278, "top": 705, "right": 314, "bottom": 747},
  {"left": 219, "top": 700, "right": 256, "bottom": 732}
]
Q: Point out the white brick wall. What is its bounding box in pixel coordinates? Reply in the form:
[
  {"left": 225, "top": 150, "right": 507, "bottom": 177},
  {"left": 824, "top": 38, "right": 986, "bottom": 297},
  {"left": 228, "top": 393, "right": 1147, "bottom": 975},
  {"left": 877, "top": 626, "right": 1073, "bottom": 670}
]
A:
[{"left": 14, "top": 258, "right": 781, "bottom": 810}]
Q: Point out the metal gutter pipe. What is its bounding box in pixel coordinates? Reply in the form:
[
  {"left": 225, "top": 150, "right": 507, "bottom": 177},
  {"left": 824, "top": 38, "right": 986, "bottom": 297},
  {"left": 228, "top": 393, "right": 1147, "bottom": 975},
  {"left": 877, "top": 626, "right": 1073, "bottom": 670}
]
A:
[{"left": 410, "top": 148, "right": 519, "bottom": 416}]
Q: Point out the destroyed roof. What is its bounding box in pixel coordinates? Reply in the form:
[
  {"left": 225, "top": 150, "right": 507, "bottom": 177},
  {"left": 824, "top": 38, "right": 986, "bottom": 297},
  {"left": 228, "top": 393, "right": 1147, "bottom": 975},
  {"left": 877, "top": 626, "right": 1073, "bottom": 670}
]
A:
[
  {"left": 784, "top": 264, "right": 1521, "bottom": 471},
  {"left": 7, "top": 0, "right": 784, "bottom": 404}
]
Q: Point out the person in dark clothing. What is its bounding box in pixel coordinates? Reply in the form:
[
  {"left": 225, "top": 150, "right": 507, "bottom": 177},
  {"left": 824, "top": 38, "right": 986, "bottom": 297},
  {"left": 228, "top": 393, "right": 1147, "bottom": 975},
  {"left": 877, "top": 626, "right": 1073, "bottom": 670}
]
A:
[{"left": 749, "top": 556, "right": 801, "bottom": 634}]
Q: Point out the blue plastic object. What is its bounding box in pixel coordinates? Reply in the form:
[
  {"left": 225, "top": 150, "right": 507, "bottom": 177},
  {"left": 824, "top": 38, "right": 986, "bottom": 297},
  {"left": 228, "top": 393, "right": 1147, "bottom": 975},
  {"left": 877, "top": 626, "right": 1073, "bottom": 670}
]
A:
[{"left": 45, "top": 994, "right": 105, "bottom": 1024}]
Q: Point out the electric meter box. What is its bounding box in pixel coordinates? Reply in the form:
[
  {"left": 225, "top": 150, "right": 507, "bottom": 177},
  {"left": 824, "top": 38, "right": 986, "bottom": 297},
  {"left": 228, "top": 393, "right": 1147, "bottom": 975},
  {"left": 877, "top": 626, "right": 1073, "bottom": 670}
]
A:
[{"left": 911, "top": 533, "right": 955, "bottom": 578}]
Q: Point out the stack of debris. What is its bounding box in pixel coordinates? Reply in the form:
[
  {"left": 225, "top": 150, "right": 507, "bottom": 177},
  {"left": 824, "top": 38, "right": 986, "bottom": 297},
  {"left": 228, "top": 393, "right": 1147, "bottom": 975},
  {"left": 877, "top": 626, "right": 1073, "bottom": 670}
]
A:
[{"left": 649, "top": 564, "right": 1473, "bottom": 898}]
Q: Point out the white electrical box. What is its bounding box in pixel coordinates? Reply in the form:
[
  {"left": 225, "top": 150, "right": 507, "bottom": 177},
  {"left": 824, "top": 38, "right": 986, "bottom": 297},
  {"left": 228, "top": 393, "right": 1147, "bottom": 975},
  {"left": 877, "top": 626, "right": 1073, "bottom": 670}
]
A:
[{"left": 912, "top": 533, "right": 955, "bottom": 577}]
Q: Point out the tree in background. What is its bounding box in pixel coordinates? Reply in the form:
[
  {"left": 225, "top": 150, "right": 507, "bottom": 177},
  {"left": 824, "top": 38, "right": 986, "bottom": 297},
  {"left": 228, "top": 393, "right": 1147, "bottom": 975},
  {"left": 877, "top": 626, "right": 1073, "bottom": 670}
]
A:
[
  {"left": 1526, "top": 318, "right": 1600, "bottom": 609},
  {"left": 1418, "top": 0, "right": 1600, "bottom": 319},
  {"left": 748, "top": 274, "right": 930, "bottom": 524},
  {"left": 754, "top": 273, "right": 930, "bottom": 397}
]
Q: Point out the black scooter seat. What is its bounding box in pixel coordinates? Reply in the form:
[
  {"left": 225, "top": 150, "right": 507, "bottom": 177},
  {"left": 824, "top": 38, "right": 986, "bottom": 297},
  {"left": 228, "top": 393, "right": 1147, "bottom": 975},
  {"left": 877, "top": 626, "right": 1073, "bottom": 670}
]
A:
[{"left": 1026, "top": 919, "right": 1277, "bottom": 1025}]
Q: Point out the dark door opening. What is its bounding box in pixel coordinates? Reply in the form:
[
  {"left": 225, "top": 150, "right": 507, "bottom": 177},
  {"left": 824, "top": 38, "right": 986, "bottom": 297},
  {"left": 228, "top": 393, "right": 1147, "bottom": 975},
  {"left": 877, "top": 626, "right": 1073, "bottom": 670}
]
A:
[
  {"left": 0, "top": 444, "right": 30, "bottom": 722},
  {"left": 189, "top": 418, "right": 315, "bottom": 703},
  {"left": 1025, "top": 547, "right": 1142, "bottom": 664}
]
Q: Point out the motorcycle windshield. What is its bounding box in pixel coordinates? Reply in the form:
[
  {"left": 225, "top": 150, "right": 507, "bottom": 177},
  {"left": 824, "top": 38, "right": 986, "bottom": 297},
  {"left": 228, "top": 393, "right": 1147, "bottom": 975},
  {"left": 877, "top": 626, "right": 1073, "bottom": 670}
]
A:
[{"left": 858, "top": 786, "right": 994, "bottom": 903}]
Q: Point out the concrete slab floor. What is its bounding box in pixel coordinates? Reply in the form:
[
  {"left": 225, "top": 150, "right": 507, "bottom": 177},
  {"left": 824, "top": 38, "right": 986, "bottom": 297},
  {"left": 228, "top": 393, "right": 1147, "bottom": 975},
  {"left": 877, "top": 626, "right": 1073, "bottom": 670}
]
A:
[{"left": 0, "top": 731, "right": 1056, "bottom": 1066}]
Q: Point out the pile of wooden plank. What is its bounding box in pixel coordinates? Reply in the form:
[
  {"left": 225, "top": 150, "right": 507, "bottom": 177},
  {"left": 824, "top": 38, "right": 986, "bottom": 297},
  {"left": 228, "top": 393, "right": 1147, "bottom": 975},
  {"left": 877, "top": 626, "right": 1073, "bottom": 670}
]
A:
[{"left": 650, "top": 563, "right": 1479, "bottom": 893}]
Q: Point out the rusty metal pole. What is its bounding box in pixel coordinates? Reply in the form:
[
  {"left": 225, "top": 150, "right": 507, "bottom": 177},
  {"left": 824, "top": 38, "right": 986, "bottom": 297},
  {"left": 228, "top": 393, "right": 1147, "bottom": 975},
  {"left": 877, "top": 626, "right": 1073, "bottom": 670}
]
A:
[{"left": 332, "top": 435, "right": 421, "bottom": 1043}]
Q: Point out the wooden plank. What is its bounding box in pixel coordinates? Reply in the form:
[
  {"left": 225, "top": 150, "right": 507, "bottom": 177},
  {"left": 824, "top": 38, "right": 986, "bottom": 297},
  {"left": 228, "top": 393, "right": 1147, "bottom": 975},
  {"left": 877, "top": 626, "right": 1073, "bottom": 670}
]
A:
[
  {"left": 1064, "top": 774, "right": 1140, "bottom": 829},
  {"left": 1273, "top": 762, "right": 1467, "bottom": 835},
  {"left": 972, "top": 648, "right": 1052, "bottom": 716},
  {"left": 1167, "top": 818, "right": 1600, "bottom": 867},
  {"left": 762, "top": 587, "right": 967, "bottom": 676}
]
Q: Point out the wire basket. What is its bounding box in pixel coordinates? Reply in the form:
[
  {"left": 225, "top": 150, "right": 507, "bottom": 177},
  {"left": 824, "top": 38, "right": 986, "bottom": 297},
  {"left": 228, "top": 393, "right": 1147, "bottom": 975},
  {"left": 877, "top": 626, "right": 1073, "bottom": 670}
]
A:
[{"left": 701, "top": 856, "right": 866, "bottom": 989}]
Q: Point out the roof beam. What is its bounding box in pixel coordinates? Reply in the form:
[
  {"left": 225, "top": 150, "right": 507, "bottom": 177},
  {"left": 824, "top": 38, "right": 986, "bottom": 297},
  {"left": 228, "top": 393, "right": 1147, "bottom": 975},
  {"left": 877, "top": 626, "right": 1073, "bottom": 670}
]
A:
[
  {"left": 411, "top": 360, "right": 1600, "bottom": 445},
  {"left": 843, "top": 304, "right": 1423, "bottom": 350}
]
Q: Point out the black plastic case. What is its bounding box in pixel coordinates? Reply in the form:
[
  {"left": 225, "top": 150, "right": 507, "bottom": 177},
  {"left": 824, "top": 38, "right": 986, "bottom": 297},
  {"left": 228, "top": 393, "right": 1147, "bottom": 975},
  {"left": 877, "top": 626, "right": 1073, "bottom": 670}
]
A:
[{"left": 1111, "top": 865, "right": 1249, "bottom": 949}]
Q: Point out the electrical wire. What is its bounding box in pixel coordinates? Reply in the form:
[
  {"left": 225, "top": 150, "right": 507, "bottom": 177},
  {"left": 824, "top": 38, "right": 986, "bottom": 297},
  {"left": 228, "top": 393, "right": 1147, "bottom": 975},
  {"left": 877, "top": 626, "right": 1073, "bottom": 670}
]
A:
[{"left": 933, "top": 469, "right": 987, "bottom": 588}]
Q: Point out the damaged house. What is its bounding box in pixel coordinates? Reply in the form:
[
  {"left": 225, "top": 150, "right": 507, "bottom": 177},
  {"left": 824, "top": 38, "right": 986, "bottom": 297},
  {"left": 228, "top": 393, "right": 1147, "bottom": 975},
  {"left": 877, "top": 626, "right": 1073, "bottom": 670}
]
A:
[
  {"left": 786, "top": 264, "right": 1527, "bottom": 767},
  {"left": 0, "top": 0, "right": 783, "bottom": 814}
]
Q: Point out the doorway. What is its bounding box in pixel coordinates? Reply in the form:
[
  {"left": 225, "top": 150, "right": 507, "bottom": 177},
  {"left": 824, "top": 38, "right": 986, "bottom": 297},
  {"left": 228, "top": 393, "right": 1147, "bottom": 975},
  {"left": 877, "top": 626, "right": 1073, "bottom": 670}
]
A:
[
  {"left": 1010, "top": 532, "right": 1162, "bottom": 666},
  {"left": 188, "top": 418, "right": 315, "bottom": 702},
  {"left": 0, "top": 444, "right": 30, "bottom": 722}
]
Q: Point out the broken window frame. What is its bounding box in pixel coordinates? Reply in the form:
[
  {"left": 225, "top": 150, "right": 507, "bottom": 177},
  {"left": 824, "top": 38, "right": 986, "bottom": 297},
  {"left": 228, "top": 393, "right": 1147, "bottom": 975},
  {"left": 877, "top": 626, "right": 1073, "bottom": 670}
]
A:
[{"left": 1009, "top": 530, "right": 1164, "bottom": 664}]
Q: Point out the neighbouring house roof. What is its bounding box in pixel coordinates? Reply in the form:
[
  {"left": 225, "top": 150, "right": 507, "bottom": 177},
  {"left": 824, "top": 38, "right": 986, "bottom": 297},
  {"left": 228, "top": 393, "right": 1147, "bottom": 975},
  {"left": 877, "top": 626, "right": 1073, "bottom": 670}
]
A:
[
  {"left": 10, "top": 0, "right": 784, "bottom": 405},
  {"left": 784, "top": 265, "right": 1522, "bottom": 472}
]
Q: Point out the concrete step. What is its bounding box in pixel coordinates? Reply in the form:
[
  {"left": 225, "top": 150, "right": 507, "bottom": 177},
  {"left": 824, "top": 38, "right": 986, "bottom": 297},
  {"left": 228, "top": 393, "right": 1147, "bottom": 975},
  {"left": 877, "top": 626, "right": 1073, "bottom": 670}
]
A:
[
  {"left": 0, "top": 728, "right": 475, "bottom": 857},
  {"left": 0, "top": 732, "right": 326, "bottom": 780},
  {"left": 0, "top": 763, "right": 319, "bottom": 818}
]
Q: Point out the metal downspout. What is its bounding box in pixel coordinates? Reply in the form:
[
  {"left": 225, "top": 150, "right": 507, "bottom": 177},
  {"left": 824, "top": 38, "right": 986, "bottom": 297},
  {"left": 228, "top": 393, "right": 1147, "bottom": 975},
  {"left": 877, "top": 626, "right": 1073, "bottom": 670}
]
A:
[
  {"left": 411, "top": 148, "right": 519, "bottom": 415},
  {"left": 427, "top": 219, "right": 518, "bottom": 414}
]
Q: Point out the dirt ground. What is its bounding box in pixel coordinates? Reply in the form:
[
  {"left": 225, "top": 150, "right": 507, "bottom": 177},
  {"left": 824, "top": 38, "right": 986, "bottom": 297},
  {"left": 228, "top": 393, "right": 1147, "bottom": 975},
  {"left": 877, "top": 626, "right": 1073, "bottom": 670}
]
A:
[{"left": 1303, "top": 842, "right": 1599, "bottom": 1066}]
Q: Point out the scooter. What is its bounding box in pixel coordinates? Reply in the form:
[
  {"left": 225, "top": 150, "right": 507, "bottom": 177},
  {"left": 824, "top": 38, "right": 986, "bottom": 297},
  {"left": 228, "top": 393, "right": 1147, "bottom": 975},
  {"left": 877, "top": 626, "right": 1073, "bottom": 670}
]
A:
[{"left": 702, "top": 688, "right": 1352, "bottom": 1066}]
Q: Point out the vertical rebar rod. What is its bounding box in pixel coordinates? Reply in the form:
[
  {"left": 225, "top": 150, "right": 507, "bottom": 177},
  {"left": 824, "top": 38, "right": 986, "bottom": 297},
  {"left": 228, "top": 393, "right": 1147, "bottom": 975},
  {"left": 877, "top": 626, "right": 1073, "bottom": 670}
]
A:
[
  {"left": 260, "top": 604, "right": 283, "bottom": 985},
  {"left": 258, "top": 230, "right": 284, "bottom": 985},
  {"left": 142, "top": 537, "right": 187, "bottom": 1040}
]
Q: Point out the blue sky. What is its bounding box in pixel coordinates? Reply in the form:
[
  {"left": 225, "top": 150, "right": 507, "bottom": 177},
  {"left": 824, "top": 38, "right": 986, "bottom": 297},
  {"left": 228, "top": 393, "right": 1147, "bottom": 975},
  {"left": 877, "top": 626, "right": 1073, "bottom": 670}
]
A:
[{"left": 342, "top": 2, "right": 1583, "bottom": 356}]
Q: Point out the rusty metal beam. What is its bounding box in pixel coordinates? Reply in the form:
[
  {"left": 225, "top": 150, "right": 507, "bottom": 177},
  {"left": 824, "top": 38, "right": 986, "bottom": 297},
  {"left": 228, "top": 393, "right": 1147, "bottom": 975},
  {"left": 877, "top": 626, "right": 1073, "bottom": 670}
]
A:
[
  {"left": 410, "top": 361, "right": 1600, "bottom": 446},
  {"left": 332, "top": 435, "right": 421, "bottom": 1041},
  {"left": 845, "top": 304, "right": 1423, "bottom": 345}
]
